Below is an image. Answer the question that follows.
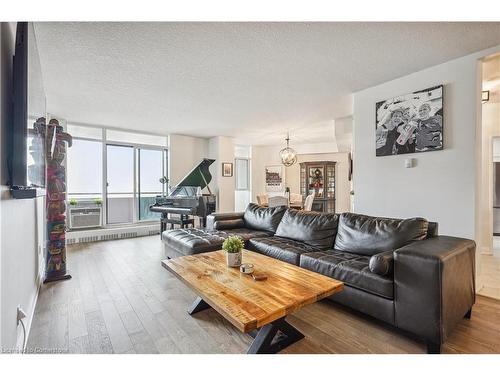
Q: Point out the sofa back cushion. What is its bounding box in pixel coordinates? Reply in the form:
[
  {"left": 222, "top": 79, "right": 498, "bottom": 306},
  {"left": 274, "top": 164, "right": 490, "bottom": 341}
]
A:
[
  {"left": 243, "top": 203, "right": 287, "bottom": 233},
  {"left": 334, "top": 213, "right": 429, "bottom": 256},
  {"left": 275, "top": 209, "right": 339, "bottom": 250}
]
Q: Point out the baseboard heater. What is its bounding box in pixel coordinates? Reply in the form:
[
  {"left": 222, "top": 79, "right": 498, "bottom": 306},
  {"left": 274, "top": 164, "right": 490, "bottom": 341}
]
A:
[{"left": 66, "top": 224, "right": 160, "bottom": 245}]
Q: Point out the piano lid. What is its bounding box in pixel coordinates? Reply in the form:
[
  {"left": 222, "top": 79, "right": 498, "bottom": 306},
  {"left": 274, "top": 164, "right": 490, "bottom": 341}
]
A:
[{"left": 173, "top": 158, "right": 215, "bottom": 193}]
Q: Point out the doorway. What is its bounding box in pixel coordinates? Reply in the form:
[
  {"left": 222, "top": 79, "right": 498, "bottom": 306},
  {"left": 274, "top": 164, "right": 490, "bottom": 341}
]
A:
[
  {"left": 105, "top": 144, "right": 168, "bottom": 225},
  {"left": 478, "top": 54, "right": 500, "bottom": 300}
]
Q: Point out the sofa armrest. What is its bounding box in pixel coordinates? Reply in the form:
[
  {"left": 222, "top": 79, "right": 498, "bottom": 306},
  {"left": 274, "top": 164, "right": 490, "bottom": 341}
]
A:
[
  {"left": 369, "top": 250, "right": 394, "bottom": 276},
  {"left": 394, "top": 236, "right": 475, "bottom": 346},
  {"left": 206, "top": 212, "right": 245, "bottom": 231}
]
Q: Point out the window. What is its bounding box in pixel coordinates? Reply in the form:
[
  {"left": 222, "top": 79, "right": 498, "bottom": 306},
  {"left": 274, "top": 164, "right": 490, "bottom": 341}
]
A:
[
  {"left": 67, "top": 124, "right": 103, "bottom": 140},
  {"left": 235, "top": 158, "right": 249, "bottom": 190},
  {"left": 65, "top": 123, "right": 168, "bottom": 226},
  {"left": 106, "top": 145, "right": 134, "bottom": 224},
  {"left": 234, "top": 147, "right": 251, "bottom": 212},
  {"left": 67, "top": 139, "right": 103, "bottom": 199},
  {"left": 138, "top": 148, "right": 166, "bottom": 221},
  {"left": 106, "top": 129, "right": 167, "bottom": 147}
]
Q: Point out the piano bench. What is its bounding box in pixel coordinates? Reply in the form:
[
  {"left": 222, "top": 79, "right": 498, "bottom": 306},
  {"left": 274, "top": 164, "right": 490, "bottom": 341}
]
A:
[{"left": 163, "top": 215, "right": 195, "bottom": 230}]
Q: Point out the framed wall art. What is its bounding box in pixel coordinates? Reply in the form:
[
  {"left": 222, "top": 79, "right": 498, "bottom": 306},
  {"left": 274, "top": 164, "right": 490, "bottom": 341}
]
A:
[
  {"left": 265, "top": 165, "right": 285, "bottom": 192},
  {"left": 376, "top": 85, "right": 443, "bottom": 156},
  {"left": 222, "top": 162, "right": 233, "bottom": 177}
]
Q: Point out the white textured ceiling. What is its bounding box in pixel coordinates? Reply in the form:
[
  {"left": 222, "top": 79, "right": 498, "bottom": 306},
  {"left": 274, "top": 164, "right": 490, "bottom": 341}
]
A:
[{"left": 34, "top": 22, "right": 500, "bottom": 145}]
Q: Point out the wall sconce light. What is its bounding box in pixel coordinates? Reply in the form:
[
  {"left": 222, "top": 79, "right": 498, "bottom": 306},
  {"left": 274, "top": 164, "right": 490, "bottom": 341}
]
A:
[{"left": 482, "top": 90, "right": 490, "bottom": 103}]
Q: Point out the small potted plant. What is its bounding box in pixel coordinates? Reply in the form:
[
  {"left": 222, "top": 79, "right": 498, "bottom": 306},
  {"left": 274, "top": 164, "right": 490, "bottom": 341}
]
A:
[
  {"left": 94, "top": 198, "right": 103, "bottom": 206},
  {"left": 222, "top": 235, "right": 244, "bottom": 267},
  {"left": 69, "top": 198, "right": 78, "bottom": 206}
]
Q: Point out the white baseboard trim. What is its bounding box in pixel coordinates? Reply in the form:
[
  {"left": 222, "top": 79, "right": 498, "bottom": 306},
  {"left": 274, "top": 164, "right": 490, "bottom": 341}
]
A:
[
  {"left": 481, "top": 246, "right": 493, "bottom": 255},
  {"left": 66, "top": 223, "right": 160, "bottom": 245},
  {"left": 476, "top": 275, "right": 484, "bottom": 294}
]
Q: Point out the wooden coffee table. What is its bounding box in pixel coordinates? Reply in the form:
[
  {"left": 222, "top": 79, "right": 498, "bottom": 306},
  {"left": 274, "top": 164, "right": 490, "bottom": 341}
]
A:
[{"left": 161, "top": 250, "right": 343, "bottom": 354}]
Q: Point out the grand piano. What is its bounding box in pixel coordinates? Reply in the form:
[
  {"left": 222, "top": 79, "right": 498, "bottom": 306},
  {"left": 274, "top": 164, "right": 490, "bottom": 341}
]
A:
[{"left": 150, "top": 158, "right": 216, "bottom": 232}]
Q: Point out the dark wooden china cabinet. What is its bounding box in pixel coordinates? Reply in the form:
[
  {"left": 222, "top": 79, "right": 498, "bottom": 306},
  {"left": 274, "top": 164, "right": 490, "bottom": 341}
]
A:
[{"left": 299, "top": 161, "right": 336, "bottom": 213}]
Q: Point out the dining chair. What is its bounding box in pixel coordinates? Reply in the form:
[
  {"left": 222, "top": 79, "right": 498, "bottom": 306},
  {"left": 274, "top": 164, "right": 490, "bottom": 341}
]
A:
[
  {"left": 268, "top": 196, "right": 289, "bottom": 208},
  {"left": 256, "top": 194, "right": 269, "bottom": 206},
  {"left": 303, "top": 193, "right": 315, "bottom": 211}
]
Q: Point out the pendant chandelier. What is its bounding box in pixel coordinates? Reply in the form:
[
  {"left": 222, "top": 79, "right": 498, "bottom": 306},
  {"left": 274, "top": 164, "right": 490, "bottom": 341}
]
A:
[{"left": 279, "top": 132, "right": 297, "bottom": 167}]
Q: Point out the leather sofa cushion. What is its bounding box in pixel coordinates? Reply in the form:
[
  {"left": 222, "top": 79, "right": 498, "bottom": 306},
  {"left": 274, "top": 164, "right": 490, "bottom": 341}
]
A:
[
  {"left": 369, "top": 250, "right": 394, "bottom": 276},
  {"left": 213, "top": 218, "right": 245, "bottom": 230},
  {"left": 275, "top": 209, "right": 338, "bottom": 250},
  {"left": 243, "top": 203, "right": 287, "bottom": 233},
  {"left": 248, "top": 237, "right": 320, "bottom": 265},
  {"left": 300, "top": 250, "right": 394, "bottom": 299},
  {"left": 334, "top": 213, "right": 429, "bottom": 256},
  {"left": 162, "top": 228, "right": 271, "bottom": 256},
  {"left": 227, "top": 228, "right": 272, "bottom": 242}
]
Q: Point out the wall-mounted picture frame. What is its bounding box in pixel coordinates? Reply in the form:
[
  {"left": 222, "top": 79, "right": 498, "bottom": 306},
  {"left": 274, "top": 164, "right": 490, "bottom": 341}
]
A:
[
  {"left": 222, "top": 162, "right": 233, "bottom": 177},
  {"left": 375, "top": 85, "right": 443, "bottom": 156},
  {"left": 265, "top": 165, "right": 285, "bottom": 192}
]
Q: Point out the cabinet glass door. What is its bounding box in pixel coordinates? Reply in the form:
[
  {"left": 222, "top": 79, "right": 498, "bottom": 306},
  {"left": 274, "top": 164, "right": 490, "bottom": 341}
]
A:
[
  {"left": 308, "top": 166, "right": 324, "bottom": 198},
  {"left": 326, "top": 164, "right": 335, "bottom": 199}
]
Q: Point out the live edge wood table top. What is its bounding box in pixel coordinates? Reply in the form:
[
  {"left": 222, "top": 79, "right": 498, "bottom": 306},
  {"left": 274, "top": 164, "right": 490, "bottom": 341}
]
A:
[{"left": 162, "top": 250, "right": 344, "bottom": 353}]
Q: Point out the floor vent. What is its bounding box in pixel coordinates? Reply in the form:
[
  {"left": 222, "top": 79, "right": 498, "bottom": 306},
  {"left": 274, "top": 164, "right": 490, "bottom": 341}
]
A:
[{"left": 66, "top": 224, "right": 159, "bottom": 245}]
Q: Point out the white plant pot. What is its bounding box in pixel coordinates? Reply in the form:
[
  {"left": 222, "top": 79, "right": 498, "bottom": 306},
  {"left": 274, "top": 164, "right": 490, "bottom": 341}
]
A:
[{"left": 226, "top": 250, "right": 242, "bottom": 267}]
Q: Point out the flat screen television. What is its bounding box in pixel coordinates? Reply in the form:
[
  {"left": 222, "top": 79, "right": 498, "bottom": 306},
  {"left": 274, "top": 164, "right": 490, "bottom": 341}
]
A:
[{"left": 10, "top": 22, "right": 47, "bottom": 198}]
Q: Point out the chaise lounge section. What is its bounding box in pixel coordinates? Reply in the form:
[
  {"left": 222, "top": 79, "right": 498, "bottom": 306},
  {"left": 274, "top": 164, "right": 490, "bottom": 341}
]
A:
[
  {"left": 162, "top": 204, "right": 286, "bottom": 258},
  {"left": 161, "top": 203, "right": 476, "bottom": 354}
]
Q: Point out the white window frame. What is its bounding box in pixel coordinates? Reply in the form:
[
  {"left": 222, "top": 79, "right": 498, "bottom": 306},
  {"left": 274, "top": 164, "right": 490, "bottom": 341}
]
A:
[{"left": 66, "top": 124, "right": 168, "bottom": 228}]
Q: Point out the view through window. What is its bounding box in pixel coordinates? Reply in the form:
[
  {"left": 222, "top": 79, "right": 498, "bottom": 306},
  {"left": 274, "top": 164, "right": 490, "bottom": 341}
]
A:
[
  {"left": 66, "top": 124, "right": 167, "bottom": 227},
  {"left": 67, "top": 138, "right": 103, "bottom": 201}
]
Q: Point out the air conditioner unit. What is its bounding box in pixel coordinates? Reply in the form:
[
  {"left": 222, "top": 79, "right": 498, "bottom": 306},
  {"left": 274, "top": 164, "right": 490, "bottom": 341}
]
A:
[{"left": 68, "top": 207, "right": 102, "bottom": 230}]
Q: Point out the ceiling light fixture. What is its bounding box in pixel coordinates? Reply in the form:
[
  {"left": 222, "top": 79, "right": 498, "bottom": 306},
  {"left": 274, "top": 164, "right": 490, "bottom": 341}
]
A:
[{"left": 280, "top": 132, "right": 297, "bottom": 167}]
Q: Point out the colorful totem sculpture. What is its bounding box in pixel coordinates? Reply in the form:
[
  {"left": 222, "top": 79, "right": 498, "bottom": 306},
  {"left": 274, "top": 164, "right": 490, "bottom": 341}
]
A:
[{"left": 44, "top": 118, "right": 72, "bottom": 283}]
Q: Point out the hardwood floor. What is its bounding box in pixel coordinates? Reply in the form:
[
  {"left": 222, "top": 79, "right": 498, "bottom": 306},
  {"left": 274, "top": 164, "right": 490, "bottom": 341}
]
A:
[{"left": 27, "top": 236, "right": 500, "bottom": 354}]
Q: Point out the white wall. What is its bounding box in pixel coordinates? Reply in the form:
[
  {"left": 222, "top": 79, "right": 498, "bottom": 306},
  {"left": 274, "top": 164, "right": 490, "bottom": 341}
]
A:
[
  {"left": 353, "top": 44, "right": 500, "bottom": 291},
  {"left": 251, "top": 143, "right": 351, "bottom": 213},
  {"left": 168, "top": 134, "right": 209, "bottom": 187},
  {"left": 334, "top": 116, "right": 353, "bottom": 153},
  {"left": 168, "top": 134, "right": 238, "bottom": 213},
  {"left": 1, "top": 22, "right": 42, "bottom": 350},
  {"left": 354, "top": 48, "right": 494, "bottom": 239},
  {"left": 209, "top": 136, "right": 235, "bottom": 213}
]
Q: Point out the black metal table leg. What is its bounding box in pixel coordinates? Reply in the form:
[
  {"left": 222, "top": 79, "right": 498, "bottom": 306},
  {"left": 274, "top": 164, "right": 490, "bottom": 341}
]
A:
[
  {"left": 188, "top": 296, "right": 211, "bottom": 315},
  {"left": 247, "top": 317, "right": 304, "bottom": 354}
]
